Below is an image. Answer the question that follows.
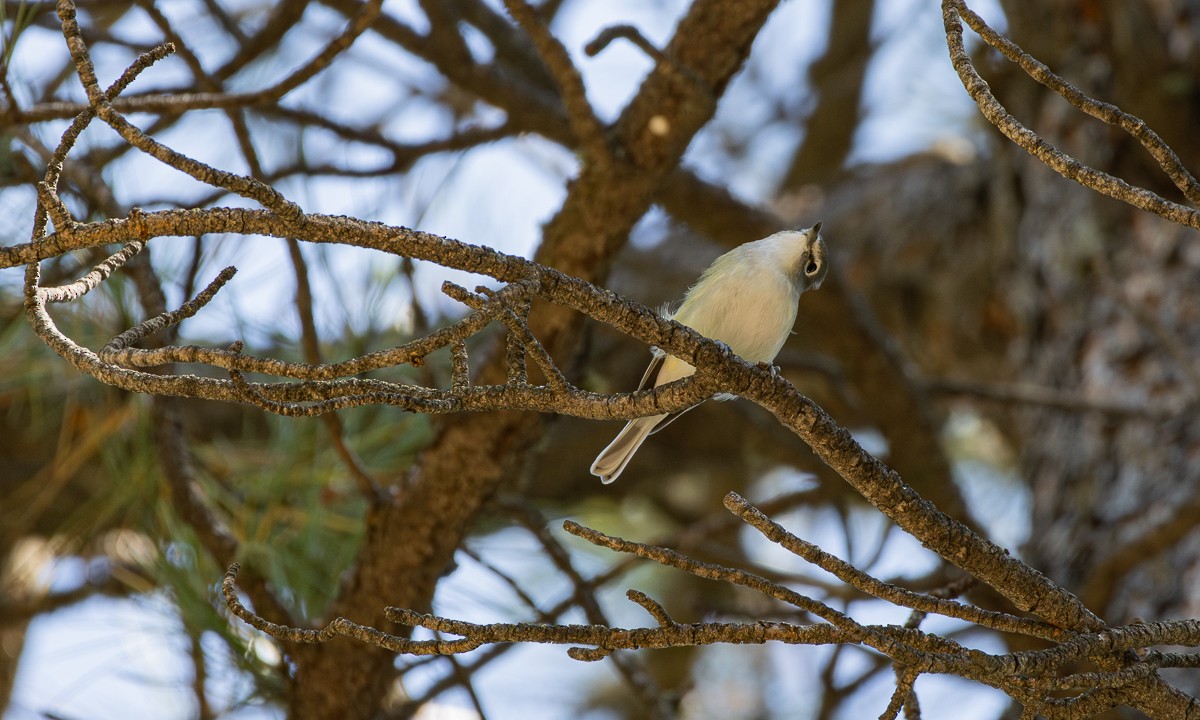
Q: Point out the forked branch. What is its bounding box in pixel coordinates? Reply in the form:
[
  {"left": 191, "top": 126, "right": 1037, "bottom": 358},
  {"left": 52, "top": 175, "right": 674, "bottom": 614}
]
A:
[
  {"left": 942, "top": 0, "right": 1200, "bottom": 228},
  {"left": 222, "top": 495, "right": 1200, "bottom": 718}
]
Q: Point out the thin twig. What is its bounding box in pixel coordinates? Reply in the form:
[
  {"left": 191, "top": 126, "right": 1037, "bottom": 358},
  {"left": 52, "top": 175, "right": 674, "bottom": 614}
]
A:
[
  {"left": 101, "top": 266, "right": 239, "bottom": 352},
  {"left": 57, "top": 3, "right": 301, "bottom": 218},
  {"left": 725, "top": 493, "right": 1066, "bottom": 642},
  {"left": 40, "top": 240, "right": 145, "bottom": 304},
  {"left": 951, "top": 0, "right": 1200, "bottom": 206},
  {"left": 879, "top": 668, "right": 919, "bottom": 720},
  {"left": 504, "top": 499, "right": 672, "bottom": 718},
  {"left": 626, "top": 589, "right": 675, "bottom": 628},
  {"left": 941, "top": 0, "right": 1200, "bottom": 230},
  {"left": 504, "top": 0, "right": 609, "bottom": 167},
  {"left": 585, "top": 24, "right": 712, "bottom": 102},
  {"left": 927, "top": 376, "right": 1182, "bottom": 420}
]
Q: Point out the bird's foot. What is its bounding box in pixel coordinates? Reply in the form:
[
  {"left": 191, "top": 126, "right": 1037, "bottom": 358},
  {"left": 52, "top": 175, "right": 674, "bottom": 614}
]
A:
[{"left": 756, "top": 361, "right": 781, "bottom": 377}]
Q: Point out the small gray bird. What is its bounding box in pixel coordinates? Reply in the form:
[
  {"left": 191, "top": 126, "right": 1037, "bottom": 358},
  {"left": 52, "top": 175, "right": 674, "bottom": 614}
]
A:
[{"left": 590, "top": 224, "right": 828, "bottom": 483}]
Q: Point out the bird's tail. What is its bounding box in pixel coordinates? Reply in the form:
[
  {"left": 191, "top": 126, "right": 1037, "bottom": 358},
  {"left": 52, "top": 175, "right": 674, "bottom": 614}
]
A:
[{"left": 589, "top": 414, "right": 666, "bottom": 484}]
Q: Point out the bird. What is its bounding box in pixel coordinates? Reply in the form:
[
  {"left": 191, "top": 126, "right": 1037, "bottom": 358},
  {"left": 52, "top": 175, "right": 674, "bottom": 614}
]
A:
[{"left": 590, "top": 223, "right": 828, "bottom": 484}]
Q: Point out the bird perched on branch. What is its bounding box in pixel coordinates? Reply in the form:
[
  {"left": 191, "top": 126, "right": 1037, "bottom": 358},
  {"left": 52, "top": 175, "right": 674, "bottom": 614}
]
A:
[{"left": 590, "top": 224, "right": 828, "bottom": 484}]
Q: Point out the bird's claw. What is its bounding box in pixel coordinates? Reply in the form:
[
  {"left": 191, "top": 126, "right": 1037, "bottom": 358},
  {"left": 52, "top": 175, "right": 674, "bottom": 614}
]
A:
[{"left": 756, "top": 361, "right": 781, "bottom": 377}]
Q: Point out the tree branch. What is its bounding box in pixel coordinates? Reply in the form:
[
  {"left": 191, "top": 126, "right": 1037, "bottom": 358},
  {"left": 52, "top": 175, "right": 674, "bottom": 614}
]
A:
[{"left": 942, "top": 0, "right": 1200, "bottom": 229}]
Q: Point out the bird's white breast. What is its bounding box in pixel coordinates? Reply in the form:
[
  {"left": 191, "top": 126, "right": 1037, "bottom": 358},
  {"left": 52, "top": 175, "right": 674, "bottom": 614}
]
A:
[{"left": 671, "top": 242, "right": 799, "bottom": 364}]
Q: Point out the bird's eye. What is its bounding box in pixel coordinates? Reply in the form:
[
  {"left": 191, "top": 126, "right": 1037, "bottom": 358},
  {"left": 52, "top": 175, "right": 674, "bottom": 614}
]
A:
[{"left": 805, "top": 260, "right": 820, "bottom": 276}]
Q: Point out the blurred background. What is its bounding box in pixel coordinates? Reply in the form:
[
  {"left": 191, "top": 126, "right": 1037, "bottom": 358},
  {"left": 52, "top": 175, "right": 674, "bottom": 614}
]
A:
[{"left": 2, "top": 0, "right": 1199, "bottom": 718}]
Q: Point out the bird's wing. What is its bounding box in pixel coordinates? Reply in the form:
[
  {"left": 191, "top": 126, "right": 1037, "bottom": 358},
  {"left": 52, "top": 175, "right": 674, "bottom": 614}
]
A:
[
  {"left": 636, "top": 351, "right": 665, "bottom": 391},
  {"left": 634, "top": 352, "right": 701, "bottom": 436}
]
